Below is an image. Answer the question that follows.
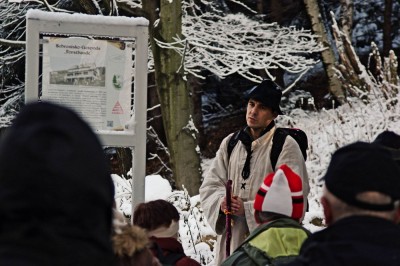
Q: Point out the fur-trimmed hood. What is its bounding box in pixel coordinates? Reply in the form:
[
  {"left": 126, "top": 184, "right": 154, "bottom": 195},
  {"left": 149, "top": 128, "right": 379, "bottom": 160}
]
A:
[{"left": 113, "top": 225, "right": 149, "bottom": 256}]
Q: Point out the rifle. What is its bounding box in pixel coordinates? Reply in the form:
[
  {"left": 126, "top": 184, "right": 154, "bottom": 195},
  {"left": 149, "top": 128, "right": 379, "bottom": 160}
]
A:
[{"left": 224, "top": 179, "right": 233, "bottom": 258}]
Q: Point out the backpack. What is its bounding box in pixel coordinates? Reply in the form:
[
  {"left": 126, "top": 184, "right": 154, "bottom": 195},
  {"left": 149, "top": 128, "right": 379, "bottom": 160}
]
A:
[
  {"left": 227, "top": 127, "right": 308, "bottom": 170},
  {"left": 153, "top": 242, "right": 186, "bottom": 266},
  {"left": 221, "top": 218, "right": 311, "bottom": 266}
]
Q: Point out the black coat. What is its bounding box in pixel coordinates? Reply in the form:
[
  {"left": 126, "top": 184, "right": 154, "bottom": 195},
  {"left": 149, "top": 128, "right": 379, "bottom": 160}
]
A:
[{"left": 284, "top": 216, "right": 400, "bottom": 266}]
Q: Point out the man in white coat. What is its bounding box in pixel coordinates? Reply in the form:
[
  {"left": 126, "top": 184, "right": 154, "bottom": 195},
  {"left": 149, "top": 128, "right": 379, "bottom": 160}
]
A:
[{"left": 199, "top": 80, "right": 309, "bottom": 265}]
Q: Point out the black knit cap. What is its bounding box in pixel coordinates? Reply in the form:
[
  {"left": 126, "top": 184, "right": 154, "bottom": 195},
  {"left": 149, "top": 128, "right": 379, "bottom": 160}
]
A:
[
  {"left": 323, "top": 142, "right": 400, "bottom": 211},
  {"left": 373, "top": 131, "right": 400, "bottom": 149},
  {"left": 373, "top": 131, "right": 400, "bottom": 165},
  {"left": 245, "top": 79, "right": 283, "bottom": 115},
  {"left": 0, "top": 101, "right": 115, "bottom": 265}
]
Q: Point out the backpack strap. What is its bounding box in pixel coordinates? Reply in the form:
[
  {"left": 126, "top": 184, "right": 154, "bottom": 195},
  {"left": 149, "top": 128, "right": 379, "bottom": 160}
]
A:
[
  {"left": 154, "top": 242, "right": 186, "bottom": 266},
  {"left": 227, "top": 130, "right": 241, "bottom": 161},
  {"left": 270, "top": 128, "right": 288, "bottom": 171},
  {"left": 227, "top": 129, "right": 254, "bottom": 180}
]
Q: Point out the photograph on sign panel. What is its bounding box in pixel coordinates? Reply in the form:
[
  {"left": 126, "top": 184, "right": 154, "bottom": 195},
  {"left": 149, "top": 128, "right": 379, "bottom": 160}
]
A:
[{"left": 50, "top": 63, "right": 106, "bottom": 87}]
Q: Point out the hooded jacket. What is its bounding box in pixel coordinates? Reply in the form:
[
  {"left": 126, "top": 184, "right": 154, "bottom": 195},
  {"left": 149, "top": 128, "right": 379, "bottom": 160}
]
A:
[
  {"left": 199, "top": 125, "right": 309, "bottom": 265},
  {"left": 113, "top": 225, "right": 159, "bottom": 266},
  {"left": 221, "top": 217, "right": 310, "bottom": 266},
  {"left": 0, "top": 102, "right": 115, "bottom": 266}
]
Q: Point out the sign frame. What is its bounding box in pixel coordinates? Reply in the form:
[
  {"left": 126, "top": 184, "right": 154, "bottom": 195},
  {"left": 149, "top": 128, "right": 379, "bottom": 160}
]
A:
[{"left": 25, "top": 10, "right": 149, "bottom": 214}]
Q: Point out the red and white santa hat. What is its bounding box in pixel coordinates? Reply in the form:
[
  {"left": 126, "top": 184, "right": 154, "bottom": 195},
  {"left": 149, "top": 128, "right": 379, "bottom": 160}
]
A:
[{"left": 254, "top": 164, "right": 304, "bottom": 220}]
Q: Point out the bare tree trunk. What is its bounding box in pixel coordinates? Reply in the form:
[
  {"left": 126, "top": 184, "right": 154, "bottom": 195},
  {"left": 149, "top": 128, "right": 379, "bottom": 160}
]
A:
[
  {"left": 331, "top": 14, "right": 373, "bottom": 100},
  {"left": 303, "top": 0, "right": 345, "bottom": 103},
  {"left": 383, "top": 0, "right": 393, "bottom": 56},
  {"left": 74, "top": 0, "right": 98, "bottom": 14},
  {"left": 339, "top": 0, "right": 353, "bottom": 39},
  {"left": 369, "top": 43, "right": 398, "bottom": 107},
  {"left": 254, "top": 0, "right": 263, "bottom": 13},
  {"left": 385, "top": 51, "right": 399, "bottom": 86},
  {"left": 268, "top": 0, "right": 284, "bottom": 23},
  {"left": 142, "top": 0, "right": 202, "bottom": 196}
]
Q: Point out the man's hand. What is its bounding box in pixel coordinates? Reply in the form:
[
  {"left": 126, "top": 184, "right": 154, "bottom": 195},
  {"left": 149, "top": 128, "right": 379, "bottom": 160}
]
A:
[{"left": 221, "top": 195, "right": 245, "bottom": 217}]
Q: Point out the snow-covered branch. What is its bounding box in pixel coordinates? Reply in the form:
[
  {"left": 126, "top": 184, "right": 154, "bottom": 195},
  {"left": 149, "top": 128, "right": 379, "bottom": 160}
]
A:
[
  {"left": 154, "top": 0, "right": 324, "bottom": 85},
  {"left": 0, "top": 38, "right": 25, "bottom": 47}
]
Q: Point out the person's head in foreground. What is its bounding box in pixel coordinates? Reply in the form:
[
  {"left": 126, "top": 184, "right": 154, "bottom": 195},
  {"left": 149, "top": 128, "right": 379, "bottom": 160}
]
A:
[
  {"left": 0, "top": 101, "right": 115, "bottom": 265},
  {"left": 133, "top": 199, "right": 201, "bottom": 266},
  {"left": 281, "top": 142, "right": 400, "bottom": 266},
  {"left": 254, "top": 164, "right": 304, "bottom": 223},
  {"left": 321, "top": 141, "right": 400, "bottom": 225},
  {"left": 133, "top": 199, "right": 180, "bottom": 238}
]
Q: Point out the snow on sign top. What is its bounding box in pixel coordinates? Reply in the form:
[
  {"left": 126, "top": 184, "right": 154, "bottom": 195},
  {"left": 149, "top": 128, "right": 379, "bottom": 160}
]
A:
[{"left": 26, "top": 9, "right": 149, "bottom": 27}]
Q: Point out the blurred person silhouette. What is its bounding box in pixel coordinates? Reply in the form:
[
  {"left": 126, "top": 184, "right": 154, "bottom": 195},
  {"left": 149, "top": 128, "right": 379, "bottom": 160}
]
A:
[
  {"left": 0, "top": 102, "right": 115, "bottom": 265},
  {"left": 221, "top": 164, "right": 310, "bottom": 266},
  {"left": 133, "top": 199, "right": 200, "bottom": 266},
  {"left": 284, "top": 142, "right": 400, "bottom": 266},
  {"left": 113, "top": 224, "right": 161, "bottom": 266}
]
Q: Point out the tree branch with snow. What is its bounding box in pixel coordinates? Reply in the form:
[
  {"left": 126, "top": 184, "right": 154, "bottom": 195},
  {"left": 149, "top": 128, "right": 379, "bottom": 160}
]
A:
[{"left": 154, "top": 0, "right": 324, "bottom": 88}]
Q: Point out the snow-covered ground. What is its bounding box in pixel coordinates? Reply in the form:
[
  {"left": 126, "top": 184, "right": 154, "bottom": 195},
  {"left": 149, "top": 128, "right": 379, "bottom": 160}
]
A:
[{"left": 113, "top": 86, "right": 400, "bottom": 266}]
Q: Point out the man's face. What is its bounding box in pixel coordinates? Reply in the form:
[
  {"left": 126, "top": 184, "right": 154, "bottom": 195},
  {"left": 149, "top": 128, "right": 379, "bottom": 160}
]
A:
[{"left": 246, "top": 99, "right": 276, "bottom": 130}]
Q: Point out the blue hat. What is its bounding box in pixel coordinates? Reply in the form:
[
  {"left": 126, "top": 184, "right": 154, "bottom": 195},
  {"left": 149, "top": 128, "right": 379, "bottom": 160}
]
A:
[{"left": 245, "top": 79, "right": 283, "bottom": 115}]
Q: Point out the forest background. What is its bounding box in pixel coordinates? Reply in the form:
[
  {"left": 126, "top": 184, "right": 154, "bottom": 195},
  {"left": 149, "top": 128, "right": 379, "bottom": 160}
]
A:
[
  {"left": 1, "top": 1, "right": 400, "bottom": 264},
  {"left": 1, "top": 0, "right": 399, "bottom": 196}
]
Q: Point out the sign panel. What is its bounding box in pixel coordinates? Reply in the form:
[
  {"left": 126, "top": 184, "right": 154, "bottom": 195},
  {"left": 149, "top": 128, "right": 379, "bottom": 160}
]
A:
[
  {"left": 26, "top": 9, "right": 149, "bottom": 215},
  {"left": 42, "top": 37, "right": 132, "bottom": 131}
]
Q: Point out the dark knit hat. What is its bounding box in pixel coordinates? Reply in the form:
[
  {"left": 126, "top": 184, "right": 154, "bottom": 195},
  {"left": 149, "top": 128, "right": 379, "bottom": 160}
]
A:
[
  {"left": 245, "top": 79, "right": 283, "bottom": 115},
  {"left": 0, "top": 101, "right": 115, "bottom": 265},
  {"left": 323, "top": 142, "right": 400, "bottom": 211},
  {"left": 373, "top": 131, "right": 400, "bottom": 165}
]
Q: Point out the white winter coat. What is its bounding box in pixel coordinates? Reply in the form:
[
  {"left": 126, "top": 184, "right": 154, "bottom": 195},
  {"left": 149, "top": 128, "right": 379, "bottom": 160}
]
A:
[{"left": 199, "top": 125, "right": 309, "bottom": 266}]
